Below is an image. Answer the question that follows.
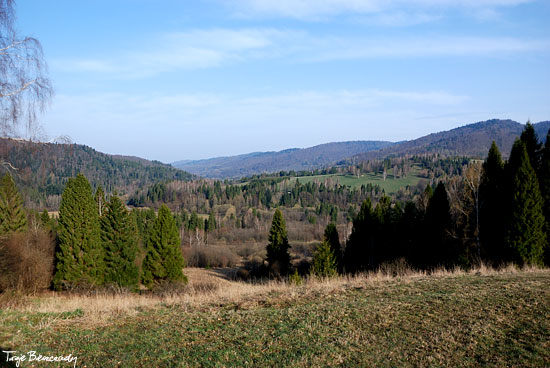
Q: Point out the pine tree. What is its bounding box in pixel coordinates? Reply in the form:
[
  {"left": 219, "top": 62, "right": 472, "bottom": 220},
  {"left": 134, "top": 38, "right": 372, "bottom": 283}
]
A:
[
  {"left": 206, "top": 210, "right": 216, "bottom": 232},
  {"left": 53, "top": 174, "right": 104, "bottom": 289},
  {"left": 311, "top": 240, "right": 337, "bottom": 278},
  {"left": 323, "top": 223, "right": 342, "bottom": 271},
  {"left": 101, "top": 195, "right": 139, "bottom": 288},
  {"left": 504, "top": 139, "right": 546, "bottom": 266},
  {"left": 480, "top": 141, "right": 505, "bottom": 264},
  {"left": 540, "top": 130, "right": 550, "bottom": 265},
  {"left": 343, "top": 199, "right": 373, "bottom": 273},
  {"left": 266, "top": 208, "right": 291, "bottom": 275},
  {"left": 142, "top": 205, "right": 186, "bottom": 287},
  {"left": 40, "top": 209, "right": 50, "bottom": 227},
  {"left": 520, "top": 121, "right": 542, "bottom": 174},
  {"left": 424, "top": 182, "right": 452, "bottom": 268},
  {"left": 0, "top": 174, "right": 27, "bottom": 235}
]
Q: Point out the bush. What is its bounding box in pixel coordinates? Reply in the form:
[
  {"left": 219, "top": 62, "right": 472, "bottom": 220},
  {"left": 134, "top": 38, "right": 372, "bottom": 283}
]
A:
[
  {"left": 183, "top": 245, "right": 239, "bottom": 268},
  {"left": 0, "top": 229, "right": 55, "bottom": 292}
]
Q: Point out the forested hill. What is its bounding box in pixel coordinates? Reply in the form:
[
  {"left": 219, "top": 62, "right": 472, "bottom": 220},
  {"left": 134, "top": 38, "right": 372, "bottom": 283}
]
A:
[
  {"left": 0, "top": 138, "right": 194, "bottom": 209},
  {"left": 172, "top": 141, "right": 395, "bottom": 179},
  {"left": 351, "top": 119, "right": 550, "bottom": 162}
]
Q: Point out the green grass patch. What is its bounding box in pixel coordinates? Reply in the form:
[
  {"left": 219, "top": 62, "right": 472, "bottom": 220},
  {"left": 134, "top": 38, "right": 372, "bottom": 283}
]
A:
[
  {"left": 1, "top": 271, "right": 549, "bottom": 367},
  {"left": 291, "top": 165, "right": 425, "bottom": 193}
]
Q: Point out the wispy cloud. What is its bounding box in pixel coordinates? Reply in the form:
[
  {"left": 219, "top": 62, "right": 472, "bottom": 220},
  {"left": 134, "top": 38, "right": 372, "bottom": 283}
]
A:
[
  {"left": 55, "top": 28, "right": 303, "bottom": 78},
  {"left": 307, "top": 36, "right": 550, "bottom": 62},
  {"left": 44, "top": 88, "right": 470, "bottom": 160},
  {"left": 54, "top": 28, "right": 549, "bottom": 78},
  {"left": 226, "top": 0, "right": 533, "bottom": 21}
]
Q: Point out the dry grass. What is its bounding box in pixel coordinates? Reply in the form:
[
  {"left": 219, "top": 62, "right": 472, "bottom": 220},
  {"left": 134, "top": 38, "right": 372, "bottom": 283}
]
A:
[
  {"left": 1, "top": 265, "right": 549, "bottom": 367},
  {"left": 4, "top": 263, "right": 534, "bottom": 325}
]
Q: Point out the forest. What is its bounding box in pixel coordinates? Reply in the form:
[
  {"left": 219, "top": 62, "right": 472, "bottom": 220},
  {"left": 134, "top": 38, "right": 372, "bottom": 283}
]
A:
[{"left": 1, "top": 123, "right": 549, "bottom": 291}]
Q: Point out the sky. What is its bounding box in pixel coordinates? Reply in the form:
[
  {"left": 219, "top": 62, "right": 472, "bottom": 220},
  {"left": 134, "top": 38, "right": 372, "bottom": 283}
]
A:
[{"left": 15, "top": 0, "right": 550, "bottom": 163}]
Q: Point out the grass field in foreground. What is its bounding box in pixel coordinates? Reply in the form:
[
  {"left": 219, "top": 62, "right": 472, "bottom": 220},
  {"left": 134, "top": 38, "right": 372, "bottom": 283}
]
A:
[{"left": 1, "top": 268, "right": 549, "bottom": 367}]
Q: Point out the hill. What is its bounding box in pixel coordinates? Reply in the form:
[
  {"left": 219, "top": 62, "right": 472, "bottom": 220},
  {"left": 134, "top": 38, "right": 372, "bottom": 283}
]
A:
[
  {"left": 172, "top": 141, "right": 394, "bottom": 179},
  {"left": 352, "top": 119, "right": 550, "bottom": 162},
  {"left": 0, "top": 138, "right": 194, "bottom": 208}
]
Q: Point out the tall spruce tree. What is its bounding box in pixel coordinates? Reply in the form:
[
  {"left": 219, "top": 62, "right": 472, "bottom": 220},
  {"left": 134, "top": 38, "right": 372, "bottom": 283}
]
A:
[
  {"left": 266, "top": 208, "right": 291, "bottom": 275},
  {"left": 323, "top": 223, "right": 342, "bottom": 271},
  {"left": 479, "top": 141, "right": 505, "bottom": 264},
  {"left": 206, "top": 210, "right": 216, "bottom": 232},
  {"left": 504, "top": 139, "right": 546, "bottom": 266},
  {"left": 520, "top": 121, "right": 542, "bottom": 174},
  {"left": 53, "top": 174, "right": 104, "bottom": 289},
  {"left": 344, "top": 199, "right": 373, "bottom": 273},
  {"left": 101, "top": 195, "right": 139, "bottom": 288},
  {"left": 141, "top": 205, "right": 186, "bottom": 287},
  {"left": 424, "top": 182, "right": 453, "bottom": 268},
  {"left": 540, "top": 130, "right": 550, "bottom": 265},
  {"left": 0, "top": 174, "right": 27, "bottom": 235}
]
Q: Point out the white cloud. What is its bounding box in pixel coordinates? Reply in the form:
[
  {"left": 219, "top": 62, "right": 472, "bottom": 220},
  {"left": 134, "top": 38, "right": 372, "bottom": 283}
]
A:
[
  {"left": 55, "top": 28, "right": 304, "bottom": 78},
  {"left": 54, "top": 27, "right": 549, "bottom": 78},
  {"left": 307, "top": 36, "right": 550, "bottom": 62},
  {"left": 228, "top": 0, "right": 533, "bottom": 20}
]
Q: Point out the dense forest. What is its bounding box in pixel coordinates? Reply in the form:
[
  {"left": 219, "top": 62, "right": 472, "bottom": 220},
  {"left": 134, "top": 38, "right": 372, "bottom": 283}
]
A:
[
  {"left": 0, "top": 138, "right": 194, "bottom": 209},
  {"left": 173, "top": 140, "right": 394, "bottom": 178},
  {"left": 352, "top": 119, "right": 550, "bottom": 162},
  {"left": 2, "top": 124, "right": 548, "bottom": 292}
]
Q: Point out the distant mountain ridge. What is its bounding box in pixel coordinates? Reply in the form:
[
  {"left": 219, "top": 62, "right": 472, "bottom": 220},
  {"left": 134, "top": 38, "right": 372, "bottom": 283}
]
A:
[
  {"left": 172, "top": 141, "right": 395, "bottom": 179},
  {"left": 352, "top": 119, "right": 550, "bottom": 162},
  {"left": 173, "top": 119, "right": 549, "bottom": 179}
]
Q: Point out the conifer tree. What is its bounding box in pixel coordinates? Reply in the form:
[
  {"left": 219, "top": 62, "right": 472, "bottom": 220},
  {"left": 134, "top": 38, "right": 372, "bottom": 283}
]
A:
[
  {"left": 504, "top": 139, "right": 546, "bottom": 266},
  {"left": 142, "top": 205, "right": 186, "bottom": 287},
  {"left": 520, "top": 121, "right": 542, "bottom": 174},
  {"left": 0, "top": 174, "right": 27, "bottom": 235},
  {"left": 344, "top": 199, "right": 373, "bottom": 273},
  {"left": 206, "top": 210, "right": 216, "bottom": 232},
  {"left": 480, "top": 141, "right": 505, "bottom": 264},
  {"left": 101, "top": 195, "right": 139, "bottom": 288},
  {"left": 540, "top": 130, "right": 550, "bottom": 265},
  {"left": 53, "top": 174, "right": 104, "bottom": 289},
  {"left": 266, "top": 208, "right": 291, "bottom": 275},
  {"left": 323, "top": 223, "right": 342, "bottom": 271},
  {"left": 40, "top": 209, "right": 50, "bottom": 227},
  {"left": 424, "top": 182, "right": 452, "bottom": 268},
  {"left": 311, "top": 240, "right": 337, "bottom": 278}
]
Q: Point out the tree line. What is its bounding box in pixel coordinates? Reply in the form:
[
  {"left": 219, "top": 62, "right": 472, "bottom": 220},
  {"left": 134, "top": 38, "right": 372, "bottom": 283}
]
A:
[
  {"left": 0, "top": 172, "right": 187, "bottom": 290},
  {"left": 268, "top": 124, "right": 550, "bottom": 276}
]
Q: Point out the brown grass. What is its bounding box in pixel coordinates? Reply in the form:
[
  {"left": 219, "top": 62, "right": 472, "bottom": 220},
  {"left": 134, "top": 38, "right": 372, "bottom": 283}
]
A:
[{"left": 3, "top": 263, "right": 538, "bottom": 328}]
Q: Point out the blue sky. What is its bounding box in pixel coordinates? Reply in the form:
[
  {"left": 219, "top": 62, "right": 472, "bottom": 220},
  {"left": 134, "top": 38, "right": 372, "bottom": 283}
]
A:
[{"left": 16, "top": 0, "right": 550, "bottom": 162}]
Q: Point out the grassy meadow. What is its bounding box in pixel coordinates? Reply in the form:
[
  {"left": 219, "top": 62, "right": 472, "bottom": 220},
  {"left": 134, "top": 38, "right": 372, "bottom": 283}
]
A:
[
  {"left": 290, "top": 165, "right": 425, "bottom": 194},
  {"left": 1, "top": 267, "right": 549, "bottom": 367}
]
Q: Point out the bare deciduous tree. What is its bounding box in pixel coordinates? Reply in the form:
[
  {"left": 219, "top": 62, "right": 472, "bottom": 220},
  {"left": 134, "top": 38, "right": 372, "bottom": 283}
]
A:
[
  {"left": 1, "top": 0, "right": 53, "bottom": 139},
  {"left": 447, "top": 161, "right": 483, "bottom": 264}
]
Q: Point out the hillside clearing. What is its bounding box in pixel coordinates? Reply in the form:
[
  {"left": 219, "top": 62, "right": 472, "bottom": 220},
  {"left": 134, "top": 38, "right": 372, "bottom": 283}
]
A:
[
  {"left": 290, "top": 165, "right": 425, "bottom": 193},
  {"left": 1, "top": 268, "right": 549, "bottom": 367}
]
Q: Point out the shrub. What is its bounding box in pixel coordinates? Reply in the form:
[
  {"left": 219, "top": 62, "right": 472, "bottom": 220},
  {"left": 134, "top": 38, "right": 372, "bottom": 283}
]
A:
[
  {"left": 183, "top": 245, "right": 239, "bottom": 268},
  {"left": 0, "top": 229, "right": 55, "bottom": 292}
]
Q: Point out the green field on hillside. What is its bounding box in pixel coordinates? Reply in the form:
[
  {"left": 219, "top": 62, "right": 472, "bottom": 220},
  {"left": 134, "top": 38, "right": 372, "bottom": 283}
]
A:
[
  {"left": 1, "top": 269, "right": 549, "bottom": 367},
  {"left": 291, "top": 165, "right": 426, "bottom": 193}
]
